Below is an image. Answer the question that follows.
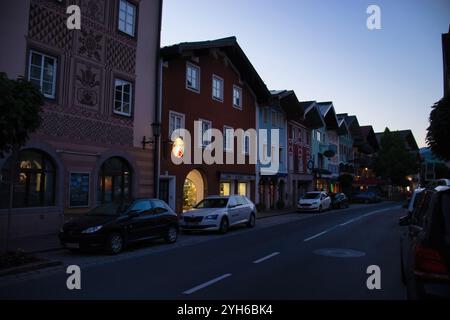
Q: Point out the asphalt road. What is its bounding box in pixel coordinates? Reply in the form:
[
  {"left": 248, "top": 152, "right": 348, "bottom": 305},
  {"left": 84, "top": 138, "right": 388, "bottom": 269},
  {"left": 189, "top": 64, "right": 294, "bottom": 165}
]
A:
[{"left": 0, "top": 202, "right": 407, "bottom": 300}]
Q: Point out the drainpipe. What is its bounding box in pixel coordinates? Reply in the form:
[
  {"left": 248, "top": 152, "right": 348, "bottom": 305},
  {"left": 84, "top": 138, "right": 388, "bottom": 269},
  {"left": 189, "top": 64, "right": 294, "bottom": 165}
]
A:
[{"left": 153, "top": 0, "right": 163, "bottom": 199}]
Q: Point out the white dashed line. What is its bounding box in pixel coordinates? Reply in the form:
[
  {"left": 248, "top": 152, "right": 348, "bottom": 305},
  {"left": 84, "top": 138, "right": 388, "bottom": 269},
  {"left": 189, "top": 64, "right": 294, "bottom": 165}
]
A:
[
  {"left": 304, "top": 206, "right": 398, "bottom": 242},
  {"left": 183, "top": 274, "right": 232, "bottom": 295},
  {"left": 253, "top": 252, "right": 280, "bottom": 264}
]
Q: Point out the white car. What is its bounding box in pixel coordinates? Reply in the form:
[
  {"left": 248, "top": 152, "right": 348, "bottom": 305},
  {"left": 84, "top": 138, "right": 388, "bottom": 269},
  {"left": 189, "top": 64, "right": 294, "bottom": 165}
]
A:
[
  {"left": 298, "top": 192, "right": 332, "bottom": 213},
  {"left": 180, "top": 196, "right": 256, "bottom": 234}
]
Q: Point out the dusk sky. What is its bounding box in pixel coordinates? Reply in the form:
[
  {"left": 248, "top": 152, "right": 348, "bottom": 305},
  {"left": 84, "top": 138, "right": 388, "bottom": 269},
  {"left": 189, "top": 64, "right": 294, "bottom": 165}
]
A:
[{"left": 161, "top": 0, "right": 450, "bottom": 148}]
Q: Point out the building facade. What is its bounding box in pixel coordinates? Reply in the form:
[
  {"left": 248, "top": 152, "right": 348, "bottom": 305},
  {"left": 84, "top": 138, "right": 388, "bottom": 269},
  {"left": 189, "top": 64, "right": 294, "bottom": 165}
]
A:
[
  {"left": 0, "top": 0, "right": 163, "bottom": 239},
  {"left": 159, "top": 37, "right": 270, "bottom": 213}
]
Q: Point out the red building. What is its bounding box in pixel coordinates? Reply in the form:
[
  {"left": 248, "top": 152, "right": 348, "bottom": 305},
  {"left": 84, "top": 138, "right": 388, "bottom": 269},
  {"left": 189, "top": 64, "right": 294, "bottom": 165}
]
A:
[
  {"left": 160, "top": 37, "right": 270, "bottom": 213},
  {"left": 285, "top": 99, "right": 323, "bottom": 207}
]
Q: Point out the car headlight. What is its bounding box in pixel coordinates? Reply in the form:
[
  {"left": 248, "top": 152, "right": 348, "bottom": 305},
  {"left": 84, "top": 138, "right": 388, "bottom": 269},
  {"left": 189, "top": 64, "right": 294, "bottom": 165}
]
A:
[
  {"left": 82, "top": 226, "right": 103, "bottom": 234},
  {"left": 205, "top": 215, "right": 219, "bottom": 220}
]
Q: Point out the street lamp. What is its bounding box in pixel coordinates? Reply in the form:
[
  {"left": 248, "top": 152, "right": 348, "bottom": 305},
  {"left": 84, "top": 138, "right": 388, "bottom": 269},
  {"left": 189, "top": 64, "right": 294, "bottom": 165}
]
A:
[{"left": 142, "top": 122, "right": 162, "bottom": 150}]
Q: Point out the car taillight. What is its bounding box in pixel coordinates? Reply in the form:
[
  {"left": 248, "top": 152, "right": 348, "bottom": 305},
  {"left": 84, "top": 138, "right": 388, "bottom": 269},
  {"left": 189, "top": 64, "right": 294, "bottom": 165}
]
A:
[{"left": 414, "top": 244, "right": 449, "bottom": 276}]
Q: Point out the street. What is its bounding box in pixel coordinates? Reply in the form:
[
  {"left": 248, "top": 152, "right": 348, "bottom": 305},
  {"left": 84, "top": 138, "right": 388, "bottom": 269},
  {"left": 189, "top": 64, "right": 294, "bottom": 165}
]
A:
[{"left": 0, "top": 202, "right": 406, "bottom": 300}]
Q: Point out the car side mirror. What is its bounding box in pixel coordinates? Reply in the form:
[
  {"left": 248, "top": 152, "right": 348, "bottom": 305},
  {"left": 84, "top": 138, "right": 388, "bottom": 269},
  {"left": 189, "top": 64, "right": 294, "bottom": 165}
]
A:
[{"left": 399, "top": 215, "right": 411, "bottom": 227}]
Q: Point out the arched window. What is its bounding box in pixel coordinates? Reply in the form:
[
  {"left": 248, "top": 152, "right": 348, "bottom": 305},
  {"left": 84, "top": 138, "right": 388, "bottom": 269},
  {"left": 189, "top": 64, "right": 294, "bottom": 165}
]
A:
[
  {"left": 0, "top": 149, "right": 56, "bottom": 208},
  {"left": 98, "top": 157, "right": 132, "bottom": 204}
]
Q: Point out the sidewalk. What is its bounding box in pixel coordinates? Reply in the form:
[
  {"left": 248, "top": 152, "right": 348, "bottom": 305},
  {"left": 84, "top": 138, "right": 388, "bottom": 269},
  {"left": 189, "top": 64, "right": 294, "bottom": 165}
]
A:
[
  {"left": 5, "top": 233, "right": 62, "bottom": 254},
  {"left": 257, "top": 208, "right": 294, "bottom": 219}
]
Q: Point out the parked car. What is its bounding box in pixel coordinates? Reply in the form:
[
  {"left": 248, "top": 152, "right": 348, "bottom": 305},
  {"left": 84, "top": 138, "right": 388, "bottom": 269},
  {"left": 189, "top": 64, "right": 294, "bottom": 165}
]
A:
[
  {"left": 59, "top": 199, "right": 179, "bottom": 255},
  {"left": 399, "top": 186, "right": 450, "bottom": 299},
  {"left": 330, "top": 193, "right": 350, "bottom": 209},
  {"left": 180, "top": 195, "right": 256, "bottom": 234},
  {"left": 298, "top": 192, "right": 331, "bottom": 213},
  {"left": 351, "top": 191, "right": 382, "bottom": 204},
  {"left": 405, "top": 187, "right": 426, "bottom": 214}
]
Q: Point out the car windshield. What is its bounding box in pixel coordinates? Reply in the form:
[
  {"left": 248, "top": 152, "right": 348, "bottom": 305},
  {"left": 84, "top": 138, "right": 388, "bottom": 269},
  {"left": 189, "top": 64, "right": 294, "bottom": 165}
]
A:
[
  {"left": 195, "top": 198, "right": 228, "bottom": 209},
  {"left": 87, "top": 202, "right": 132, "bottom": 216},
  {"left": 303, "top": 193, "right": 320, "bottom": 200}
]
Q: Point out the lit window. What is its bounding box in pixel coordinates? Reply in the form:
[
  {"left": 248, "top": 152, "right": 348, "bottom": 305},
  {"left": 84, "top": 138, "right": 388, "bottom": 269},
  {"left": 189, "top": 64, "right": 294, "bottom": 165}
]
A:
[
  {"left": 28, "top": 51, "right": 57, "bottom": 99},
  {"left": 233, "top": 85, "right": 243, "bottom": 109},
  {"left": 114, "top": 79, "right": 133, "bottom": 116},
  {"left": 220, "top": 182, "right": 231, "bottom": 196},
  {"left": 238, "top": 183, "right": 247, "bottom": 197},
  {"left": 186, "top": 63, "right": 200, "bottom": 92},
  {"left": 212, "top": 75, "right": 224, "bottom": 101},
  {"left": 118, "top": 0, "right": 136, "bottom": 37}
]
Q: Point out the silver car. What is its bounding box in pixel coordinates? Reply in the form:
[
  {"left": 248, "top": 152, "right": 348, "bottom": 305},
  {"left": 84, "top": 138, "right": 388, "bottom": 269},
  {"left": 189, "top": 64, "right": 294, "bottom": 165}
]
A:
[{"left": 180, "top": 196, "right": 257, "bottom": 234}]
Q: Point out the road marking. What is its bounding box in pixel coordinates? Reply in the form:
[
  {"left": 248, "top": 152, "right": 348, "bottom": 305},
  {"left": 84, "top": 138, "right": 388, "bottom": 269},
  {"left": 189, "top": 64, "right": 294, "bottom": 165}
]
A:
[
  {"left": 303, "top": 230, "right": 330, "bottom": 242},
  {"left": 253, "top": 252, "right": 280, "bottom": 264},
  {"left": 183, "top": 274, "right": 232, "bottom": 295},
  {"left": 304, "top": 206, "right": 399, "bottom": 242}
]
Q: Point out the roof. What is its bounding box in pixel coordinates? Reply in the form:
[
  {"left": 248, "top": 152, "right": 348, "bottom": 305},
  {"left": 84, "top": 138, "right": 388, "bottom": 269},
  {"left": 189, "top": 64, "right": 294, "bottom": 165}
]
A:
[
  {"left": 161, "top": 37, "right": 270, "bottom": 103},
  {"left": 375, "top": 130, "right": 419, "bottom": 152},
  {"left": 303, "top": 101, "right": 325, "bottom": 129},
  {"left": 316, "top": 102, "right": 339, "bottom": 130},
  {"left": 271, "top": 90, "right": 305, "bottom": 120},
  {"left": 359, "top": 125, "right": 379, "bottom": 152}
]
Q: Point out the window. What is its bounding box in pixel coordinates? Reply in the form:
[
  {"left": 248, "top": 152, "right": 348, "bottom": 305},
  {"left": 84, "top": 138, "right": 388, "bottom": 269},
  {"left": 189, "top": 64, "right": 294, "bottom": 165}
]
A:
[
  {"left": 233, "top": 85, "right": 243, "bottom": 109},
  {"left": 224, "top": 126, "right": 234, "bottom": 152},
  {"left": 186, "top": 63, "right": 200, "bottom": 92},
  {"left": 316, "top": 131, "right": 322, "bottom": 142},
  {"left": 272, "top": 111, "right": 277, "bottom": 127},
  {"left": 238, "top": 183, "right": 248, "bottom": 197},
  {"left": 98, "top": 157, "right": 132, "bottom": 204},
  {"left": 0, "top": 150, "right": 56, "bottom": 209},
  {"left": 118, "top": 0, "right": 136, "bottom": 37},
  {"left": 114, "top": 79, "right": 133, "bottom": 116},
  {"left": 243, "top": 135, "right": 250, "bottom": 155},
  {"left": 169, "top": 111, "right": 185, "bottom": 138},
  {"left": 292, "top": 127, "right": 296, "bottom": 140},
  {"left": 28, "top": 51, "right": 57, "bottom": 99},
  {"left": 220, "top": 182, "right": 231, "bottom": 196},
  {"left": 212, "top": 75, "right": 224, "bottom": 101},
  {"left": 199, "top": 119, "right": 212, "bottom": 147}
]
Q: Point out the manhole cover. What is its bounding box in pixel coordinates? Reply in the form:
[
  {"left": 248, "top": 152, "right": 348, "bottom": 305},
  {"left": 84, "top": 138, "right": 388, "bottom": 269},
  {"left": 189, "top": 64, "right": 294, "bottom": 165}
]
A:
[{"left": 314, "top": 248, "right": 366, "bottom": 258}]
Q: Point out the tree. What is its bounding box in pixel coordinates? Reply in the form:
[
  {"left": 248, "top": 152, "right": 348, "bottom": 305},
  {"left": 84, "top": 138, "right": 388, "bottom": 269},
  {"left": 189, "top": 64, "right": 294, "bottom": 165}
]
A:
[
  {"left": 374, "top": 128, "right": 419, "bottom": 187},
  {"left": 0, "top": 72, "right": 44, "bottom": 157},
  {"left": 427, "top": 96, "right": 450, "bottom": 161},
  {"left": 0, "top": 73, "right": 44, "bottom": 252}
]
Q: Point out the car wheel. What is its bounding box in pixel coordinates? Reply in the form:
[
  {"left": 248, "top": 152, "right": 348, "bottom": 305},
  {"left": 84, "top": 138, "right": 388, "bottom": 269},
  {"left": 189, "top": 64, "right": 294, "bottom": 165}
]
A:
[
  {"left": 219, "top": 217, "right": 229, "bottom": 234},
  {"left": 106, "top": 233, "right": 124, "bottom": 255},
  {"left": 165, "top": 225, "right": 178, "bottom": 244},
  {"left": 318, "top": 205, "right": 323, "bottom": 213},
  {"left": 247, "top": 213, "right": 256, "bottom": 228}
]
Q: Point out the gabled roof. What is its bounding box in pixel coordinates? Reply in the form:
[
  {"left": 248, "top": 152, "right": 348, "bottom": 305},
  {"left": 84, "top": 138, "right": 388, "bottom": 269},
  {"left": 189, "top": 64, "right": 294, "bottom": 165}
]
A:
[
  {"left": 316, "top": 102, "right": 339, "bottom": 130},
  {"left": 375, "top": 130, "right": 419, "bottom": 152},
  {"left": 303, "top": 101, "right": 325, "bottom": 129},
  {"left": 271, "top": 90, "right": 305, "bottom": 120},
  {"left": 161, "top": 37, "right": 271, "bottom": 103},
  {"left": 359, "top": 125, "right": 379, "bottom": 152},
  {"left": 337, "top": 113, "right": 362, "bottom": 141},
  {"left": 337, "top": 118, "right": 349, "bottom": 136}
]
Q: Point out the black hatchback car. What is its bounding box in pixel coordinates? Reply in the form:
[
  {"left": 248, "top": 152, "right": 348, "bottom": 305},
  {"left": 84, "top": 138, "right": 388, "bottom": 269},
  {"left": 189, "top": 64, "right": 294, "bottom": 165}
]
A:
[
  {"left": 399, "top": 187, "right": 450, "bottom": 299},
  {"left": 330, "top": 193, "right": 349, "bottom": 209},
  {"left": 59, "top": 199, "right": 179, "bottom": 254}
]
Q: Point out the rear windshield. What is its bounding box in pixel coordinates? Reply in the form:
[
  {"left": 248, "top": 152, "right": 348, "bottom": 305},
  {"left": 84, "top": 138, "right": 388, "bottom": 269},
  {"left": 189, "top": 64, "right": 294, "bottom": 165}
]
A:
[{"left": 442, "top": 193, "right": 450, "bottom": 235}]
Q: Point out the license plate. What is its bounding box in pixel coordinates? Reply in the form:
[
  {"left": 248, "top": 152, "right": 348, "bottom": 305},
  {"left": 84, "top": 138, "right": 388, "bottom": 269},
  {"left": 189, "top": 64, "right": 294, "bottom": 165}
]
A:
[{"left": 65, "top": 243, "right": 80, "bottom": 249}]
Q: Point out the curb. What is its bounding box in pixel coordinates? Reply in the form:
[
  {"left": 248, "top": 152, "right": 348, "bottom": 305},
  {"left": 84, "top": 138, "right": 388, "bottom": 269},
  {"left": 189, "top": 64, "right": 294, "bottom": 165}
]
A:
[
  {"left": 0, "top": 260, "right": 63, "bottom": 277},
  {"left": 257, "top": 210, "right": 293, "bottom": 220}
]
